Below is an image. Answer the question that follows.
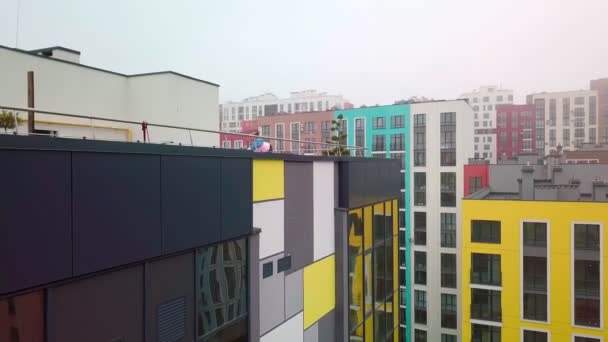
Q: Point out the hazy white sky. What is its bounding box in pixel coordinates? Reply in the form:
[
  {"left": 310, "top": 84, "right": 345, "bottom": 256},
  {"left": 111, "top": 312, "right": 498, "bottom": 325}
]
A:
[{"left": 1, "top": 0, "right": 607, "bottom": 106}]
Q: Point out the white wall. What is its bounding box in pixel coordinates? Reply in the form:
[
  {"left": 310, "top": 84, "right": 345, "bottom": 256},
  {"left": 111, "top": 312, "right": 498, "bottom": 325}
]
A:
[
  {"left": 409, "top": 100, "right": 473, "bottom": 342},
  {"left": 254, "top": 200, "right": 285, "bottom": 259},
  {"left": 0, "top": 47, "right": 219, "bottom": 146},
  {"left": 312, "top": 161, "right": 335, "bottom": 261},
  {"left": 260, "top": 312, "right": 303, "bottom": 342}
]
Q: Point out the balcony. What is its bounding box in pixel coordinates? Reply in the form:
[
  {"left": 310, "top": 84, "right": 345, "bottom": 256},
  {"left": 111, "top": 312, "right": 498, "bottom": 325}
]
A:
[
  {"left": 471, "top": 270, "right": 502, "bottom": 287},
  {"left": 470, "top": 303, "right": 502, "bottom": 322}
]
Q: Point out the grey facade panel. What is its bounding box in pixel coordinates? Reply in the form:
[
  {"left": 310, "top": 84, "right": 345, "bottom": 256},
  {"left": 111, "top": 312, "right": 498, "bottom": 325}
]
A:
[
  {"left": 72, "top": 152, "right": 162, "bottom": 275},
  {"left": 284, "top": 269, "right": 303, "bottom": 318},
  {"left": 248, "top": 231, "right": 261, "bottom": 342},
  {"left": 340, "top": 160, "right": 401, "bottom": 208},
  {"left": 145, "top": 252, "right": 194, "bottom": 342},
  {"left": 47, "top": 265, "right": 144, "bottom": 342},
  {"left": 259, "top": 253, "right": 285, "bottom": 335},
  {"left": 333, "top": 210, "right": 349, "bottom": 341},
  {"left": 284, "top": 162, "right": 314, "bottom": 273},
  {"left": 317, "top": 310, "right": 335, "bottom": 342},
  {"left": 161, "top": 156, "right": 221, "bottom": 254},
  {"left": 0, "top": 150, "right": 72, "bottom": 294},
  {"left": 221, "top": 158, "right": 252, "bottom": 240},
  {"left": 303, "top": 322, "right": 319, "bottom": 342}
]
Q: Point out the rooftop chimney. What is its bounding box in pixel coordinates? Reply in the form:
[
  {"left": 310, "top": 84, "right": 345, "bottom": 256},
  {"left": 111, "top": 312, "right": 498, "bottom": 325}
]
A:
[{"left": 520, "top": 165, "right": 535, "bottom": 200}]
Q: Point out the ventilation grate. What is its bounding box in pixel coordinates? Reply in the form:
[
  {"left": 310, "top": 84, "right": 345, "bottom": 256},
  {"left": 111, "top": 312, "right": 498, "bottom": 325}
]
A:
[
  {"left": 158, "top": 297, "right": 186, "bottom": 342},
  {"left": 262, "top": 261, "right": 274, "bottom": 278},
  {"left": 277, "top": 255, "right": 292, "bottom": 273}
]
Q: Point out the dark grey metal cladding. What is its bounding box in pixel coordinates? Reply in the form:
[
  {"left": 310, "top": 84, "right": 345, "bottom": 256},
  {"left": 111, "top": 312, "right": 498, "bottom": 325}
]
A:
[
  {"left": 145, "top": 252, "right": 194, "bottom": 342},
  {"left": 317, "top": 310, "right": 336, "bottom": 342},
  {"left": 0, "top": 150, "right": 72, "bottom": 294},
  {"left": 161, "top": 156, "right": 221, "bottom": 254},
  {"left": 284, "top": 161, "right": 314, "bottom": 273},
  {"left": 339, "top": 159, "right": 401, "bottom": 208},
  {"left": 333, "top": 209, "right": 349, "bottom": 341},
  {"left": 220, "top": 158, "right": 252, "bottom": 240},
  {"left": 47, "top": 265, "right": 144, "bottom": 342},
  {"left": 72, "top": 152, "right": 162, "bottom": 275},
  {"left": 248, "top": 230, "right": 261, "bottom": 342}
]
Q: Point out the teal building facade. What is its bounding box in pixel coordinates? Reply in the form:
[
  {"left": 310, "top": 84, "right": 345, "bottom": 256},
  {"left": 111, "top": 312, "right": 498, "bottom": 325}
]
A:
[{"left": 336, "top": 104, "right": 412, "bottom": 342}]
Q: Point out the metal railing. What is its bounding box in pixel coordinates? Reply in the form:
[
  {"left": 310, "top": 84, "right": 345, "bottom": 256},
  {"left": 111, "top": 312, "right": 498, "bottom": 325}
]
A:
[{"left": 0, "top": 105, "right": 365, "bottom": 155}]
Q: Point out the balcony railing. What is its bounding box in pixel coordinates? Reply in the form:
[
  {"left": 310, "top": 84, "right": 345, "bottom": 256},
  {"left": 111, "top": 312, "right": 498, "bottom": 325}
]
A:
[{"left": 471, "top": 270, "right": 502, "bottom": 286}]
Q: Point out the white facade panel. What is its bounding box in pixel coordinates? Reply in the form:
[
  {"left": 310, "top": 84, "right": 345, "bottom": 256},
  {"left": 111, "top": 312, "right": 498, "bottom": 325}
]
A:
[
  {"left": 260, "top": 312, "right": 304, "bottom": 342},
  {"left": 312, "top": 161, "right": 335, "bottom": 261},
  {"left": 254, "top": 199, "right": 285, "bottom": 259}
]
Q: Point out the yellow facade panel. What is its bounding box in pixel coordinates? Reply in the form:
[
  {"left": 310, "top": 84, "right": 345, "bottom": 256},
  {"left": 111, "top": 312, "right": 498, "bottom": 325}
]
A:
[
  {"left": 303, "top": 254, "right": 336, "bottom": 329},
  {"left": 462, "top": 199, "right": 608, "bottom": 342},
  {"left": 252, "top": 160, "right": 284, "bottom": 202}
]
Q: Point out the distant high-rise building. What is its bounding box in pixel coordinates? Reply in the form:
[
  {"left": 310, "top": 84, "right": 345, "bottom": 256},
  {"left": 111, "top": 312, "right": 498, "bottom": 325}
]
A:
[
  {"left": 495, "top": 104, "right": 537, "bottom": 160},
  {"left": 220, "top": 90, "right": 351, "bottom": 133},
  {"left": 527, "top": 90, "right": 599, "bottom": 156},
  {"left": 460, "top": 86, "right": 514, "bottom": 163},
  {"left": 590, "top": 78, "right": 608, "bottom": 144}
]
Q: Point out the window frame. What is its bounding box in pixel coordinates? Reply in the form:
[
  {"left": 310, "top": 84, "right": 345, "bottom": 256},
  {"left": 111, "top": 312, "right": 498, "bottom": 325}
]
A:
[
  {"left": 471, "top": 220, "right": 501, "bottom": 244},
  {"left": 521, "top": 328, "right": 550, "bottom": 342}
]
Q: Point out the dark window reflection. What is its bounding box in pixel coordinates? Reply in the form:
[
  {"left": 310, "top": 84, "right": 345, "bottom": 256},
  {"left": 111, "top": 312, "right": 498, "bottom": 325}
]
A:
[{"left": 197, "top": 238, "right": 248, "bottom": 342}]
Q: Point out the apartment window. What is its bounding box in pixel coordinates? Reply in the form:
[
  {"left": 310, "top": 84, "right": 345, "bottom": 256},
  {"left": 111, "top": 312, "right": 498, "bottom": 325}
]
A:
[
  {"left": 442, "top": 334, "right": 457, "bottom": 342},
  {"left": 441, "top": 151, "right": 456, "bottom": 166},
  {"left": 575, "top": 97, "right": 585, "bottom": 105},
  {"left": 522, "top": 224, "right": 548, "bottom": 322},
  {"left": 441, "top": 213, "right": 456, "bottom": 248},
  {"left": 473, "top": 106, "right": 480, "bottom": 112},
  {"left": 440, "top": 293, "right": 457, "bottom": 329},
  {"left": 523, "top": 330, "right": 547, "bottom": 342},
  {"left": 291, "top": 123, "right": 300, "bottom": 152},
  {"left": 372, "top": 135, "right": 386, "bottom": 151},
  {"left": 414, "top": 123, "right": 426, "bottom": 166},
  {"left": 574, "top": 224, "right": 601, "bottom": 327},
  {"left": 574, "top": 337, "right": 601, "bottom": 342},
  {"left": 415, "top": 329, "right": 427, "bottom": 342},
  {"left": 234, "top": 140, "right": 243, "bottom": 149},
  {"left": 563, "top": 129, "right": 570, "bottom": 146},
  {"left": 276, "top": 124, "right": 285, "bottom": 152},
  {"left": 441, "top": 112, "right": 456, "bottom": 125},
  {"left": 261, "top": 125, "right": 271, "bottom": 137},
  {"left": 475, "top": 121, "right": 479, "bottom": 127},
  {"left": 469, "top": 176, "right": 483, "bottom": 194},
  {"left": 589, "top": 128, "right": 596, "bottom": 144},
  {"left": 304, "top": 122, "right": 316, "bottom": 133},
  {"left": 414, "top": 113, "right": 426, "bottom": 126},
  {"left": 414, "top": 251, "right": 427, "bottom": 284},
  {"left": 372, "top": 117, "right": 385, "bottom": 129},
  {"left": 549, "top": 99, "right": 556, "bottom": 125},
  {"left": 471, "top": 288, "right": 502, "bottom": 322},
  {"left": 549, "top": 129, "right": 556, "bottom": 147},
  {"left": 471, "top": 253, "right": 501, "bottom": 286},
  {"left": 317, "top": 101, "right": 322, "bottom": 111},
  {"left": 488, "top": 104, "right": 493, "bottom": 111},
  {"left": 414, "top": 173, "right": 426, "bottom": 206},
  {"left": 440, "top": 172, "right": 456, "bottom": 207},
  {"left": 414, "top": 290, "right": 427, "bottom": 324},
  {"left": 483, "top": 96, "right": 490, "bottom": 102},
  {"left": 523, "top": 290, "right": 547, "bottom": 321},
  {"left": 508, "top": 95, "right": 513, "bottom": 101},
  {"left": 390, "top": 133, "right": 405, "bottom": 151},
  {"left": 589, "top": 96, "right": 597, "bottom": 125},
  {"left": 496, "top": 95, "right": 503, "bottom": 102},
  {"left": 414, "top": 212, "right": 426, "bottom": 246},
  {"left": 222, "top": 141, "right": 231, "bottom": 148},
  {"left": 523, "top": 222, "right": 547, "bottom": 247},
  {"left": 472, "top": 324, "right": 500, "bottom": 342},
  {"left": 391, "top": 115, "right": 405, "bottom": 128},
  {"left": 472, "top": 220, "right": 501, "bottom": 243},
  {"left": 441, "top": 254, "right": 457, "bottom": 288},
  {"left": 288, "top": 103, "right": 292, "bottom": 113}
]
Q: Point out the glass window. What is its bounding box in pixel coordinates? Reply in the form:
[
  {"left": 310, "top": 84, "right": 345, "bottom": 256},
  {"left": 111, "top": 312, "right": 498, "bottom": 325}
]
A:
[
  {"left": 469, "top": 176, "right": 483, "bottom": 194},
  {"left": 414, "top": 251, "right": 426, "bottom": 284},
  {"left": 372, "top": 117, "right": 386, "bottom": 129},
  {"left": 391, "top": 153, "right": 405, "bottom": 170},
  {"left": 441, "top": 150, "right": 456, "bottom": 166},
  {"left": 523, "top": 222, "right": 547, "bottom": 247},
  {"left": 441, "top": 112, "right": 456, "bottom": 125},
  {"left": 441, "top": 213, "right": 456, "bottom": 248},
  {"left": 441, "top": 253, "right": 457, "bottom": 288},
  {"left": 575, "top": 337, "right": 601, "bottom": 342},
  {"left": 442, "top": 334, "right": 457, "bottom": 342},
  {"left": 441, "top": 293, "right": 457, "bottom": 329},
  {"left": 391, "top": 115, "right": 405, "bottom": 128},
  {"left": 575, "top": 97, "right": 585, "bottom": 105},
  {"left": 414, "top": 114, "right": 426, "bottom": 126},
  {"left": 372, "top": 135, "right": 386, "bottom": 152},
  {"left": 415, "top": 329, "right": 427, "bottom": 342},
  {"left": 414, "top": 151, "right": 426, "bottom": 167},
  {"left": 483, "top": 96, "right": 490, "bottom": 102},
  {"left": 574, "top": 225, "right": 600, "bottom": 327},
  {"left": 471, "top": 220, "right": 501, "bottom": 243},
  {"left": 196, "top": 238, "right": 248, "bottom": 341},
  {"left": 414, "top": 290, "right": 427, "bottom": 324},
  {"left": 523, "top": 330, "right": 547, "bottom": 342},
  {"left": 414, "top": 173, "right": 426, "bottom": 206},
  {"left": 390, "top": 134, "right": 405, "bottom": 151},
  {"left": 471, "top": 289, "right": 502, "bottom": 322},
  {"left": 472, "top": 324, "right": 501, "bottom": 342},
  {"left": 523, "top": 292, "right": 547, "bottom": 321},
  {"left": 440, "top": 172, "right": 456, "bottom": 207},
  {"left": 471, "top": 253, "right": 501, "bottom": 286},
  {"left": 414, "top": 212, "right": 426, "bottom": 246}
]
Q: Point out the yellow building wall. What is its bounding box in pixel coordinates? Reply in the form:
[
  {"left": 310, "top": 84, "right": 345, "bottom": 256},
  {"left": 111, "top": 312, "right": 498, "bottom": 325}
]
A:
[
  {"left": 462, "top": 199, "right": 608, "bottom": 342},
  {"left": 303, "top": 254, "right": 336, "bottom": 329},
  {"left": 252, "top": 160, "right": 284, "bottom": 202}
]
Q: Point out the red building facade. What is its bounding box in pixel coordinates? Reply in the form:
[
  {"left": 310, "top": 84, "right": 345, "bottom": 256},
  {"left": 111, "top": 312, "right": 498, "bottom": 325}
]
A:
[
  {"left": 219, "top": 120, "right": 258, "bottom": 149},
  {"left": 463, "top": 163, "right": 490, "bottom": 196},
  {"left": 496, "top": 104, "right": 536, "bottom": 160}
]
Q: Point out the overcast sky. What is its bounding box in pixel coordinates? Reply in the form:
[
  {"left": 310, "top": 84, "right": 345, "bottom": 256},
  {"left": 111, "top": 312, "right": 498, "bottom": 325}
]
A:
[{"left": 1, "top": 0, "right": 607, "bottom": 106}]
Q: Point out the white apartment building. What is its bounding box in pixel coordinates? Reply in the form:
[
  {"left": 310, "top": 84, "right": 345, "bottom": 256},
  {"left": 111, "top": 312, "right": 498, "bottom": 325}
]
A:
[
  {"left": 409, "top": 100, "right": 474, "bottom": 342},
  {"left": 460, "top": 86, "right": 514, "bottom": 163},
  {"left": 527, "top": 90, "right": 599, "bottom": 156},
  {"left": 220, "top": 90, "right": 349, "bottom": 132},
  {"left": 0, "top": 45, "right": 219, "bottom": 146}
]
